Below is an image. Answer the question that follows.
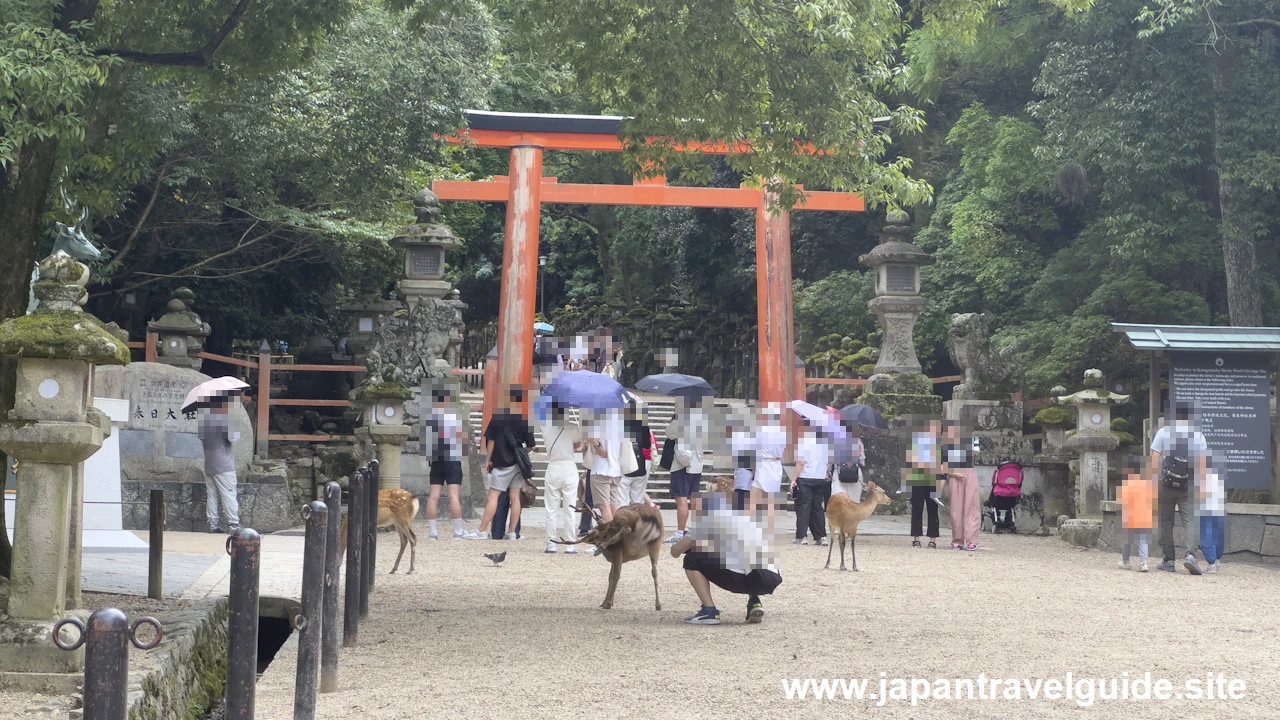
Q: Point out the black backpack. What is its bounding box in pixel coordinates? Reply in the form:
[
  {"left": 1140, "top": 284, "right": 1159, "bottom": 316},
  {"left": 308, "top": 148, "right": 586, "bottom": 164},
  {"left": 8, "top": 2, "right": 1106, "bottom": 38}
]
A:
[{"left": 1160, "top": 436, "right": 1191, "bottom": 492}]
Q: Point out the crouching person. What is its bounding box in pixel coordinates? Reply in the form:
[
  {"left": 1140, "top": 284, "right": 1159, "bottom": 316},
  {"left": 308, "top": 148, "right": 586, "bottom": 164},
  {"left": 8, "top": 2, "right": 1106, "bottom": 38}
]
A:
[{"left": 670, "top": 479, "right": 782, "bottom": 625}]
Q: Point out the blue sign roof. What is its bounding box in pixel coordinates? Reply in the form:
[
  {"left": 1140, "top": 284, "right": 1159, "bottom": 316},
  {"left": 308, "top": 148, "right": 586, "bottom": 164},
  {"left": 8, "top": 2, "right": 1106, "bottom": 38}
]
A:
[{"left": 1112, "top": 323, "right": 1280, "bottom": 352}]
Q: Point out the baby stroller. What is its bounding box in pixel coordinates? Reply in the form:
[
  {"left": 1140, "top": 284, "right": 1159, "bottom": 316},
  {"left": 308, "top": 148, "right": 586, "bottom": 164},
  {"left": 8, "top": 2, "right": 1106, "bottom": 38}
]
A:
[{"left": 983, "top": 462, "right": 1023, "bottom": 534}]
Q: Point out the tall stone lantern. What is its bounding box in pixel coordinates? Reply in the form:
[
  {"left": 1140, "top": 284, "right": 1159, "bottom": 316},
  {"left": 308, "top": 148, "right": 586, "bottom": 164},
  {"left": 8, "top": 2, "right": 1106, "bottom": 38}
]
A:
[
  {"left": 0, "top": 251, "right": 129, "bottom": 681},
  {"left": 391, "top": 189, "right": 461, "bottom": 309},
  {"left": 858, "top": 210, "right": 942, "bottom": 417},
  {"left": 1057, "top": 369, "right": 1128, "bottom": 518},
  {"left": 147, "top": 286, "right": 210, "bottom": 368}
]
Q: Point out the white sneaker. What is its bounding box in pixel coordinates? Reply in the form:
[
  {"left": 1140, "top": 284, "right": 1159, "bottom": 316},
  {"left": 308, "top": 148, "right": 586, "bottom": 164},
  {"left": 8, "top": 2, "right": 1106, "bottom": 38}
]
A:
[
  {"left": 462, "top": 530, "right": 488, "bottom": 540},
  {"left": 453, "top": 530, "right": 466, "bottom": 539},
  {"left": 564, "top": 545, "right": 578, "bottom": 555},
  {"left": 428, "top": 531, "right": 439, "bottom": 540},
  {"left": 1207, "top": 561, "right": 1220, "bottom": 574},
  {"left": 1139, "top": 561, "right": 1149, "bottom": 573},
  {"left": 819, "top": 537, "right": 829, "bottom": 546},
  {"left": 664, "top": 531, "right": 684, "bottom": 544},
  {"left": 1118, "top": 558, "right": 1130, "bottom": 569},
  {"left": 587, "top": 545, "right": 601, "bottom": 556},
  {"left": 545, "top": 542, "right": 558, "bottom": 554},
  {"left": 509, "top": 533, "right": 523, "bottom": 541},
  {"left": 801, "top": 538, "right": 810, "bottom": 546}
]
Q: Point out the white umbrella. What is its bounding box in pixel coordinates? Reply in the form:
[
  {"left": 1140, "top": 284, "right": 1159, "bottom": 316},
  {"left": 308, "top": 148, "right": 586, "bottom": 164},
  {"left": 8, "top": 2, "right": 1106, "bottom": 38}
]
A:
[{"left": 182, "top": 376, "right": 250, "bottom": 413}]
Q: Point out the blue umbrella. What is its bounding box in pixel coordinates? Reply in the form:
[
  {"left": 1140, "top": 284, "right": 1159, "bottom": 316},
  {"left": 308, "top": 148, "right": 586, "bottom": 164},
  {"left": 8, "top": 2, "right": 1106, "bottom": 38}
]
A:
[
  {"left": 534, "top": 321, "right": 555, "bottom": 335},
  {"left": 635, "top": 372, "right": 715, "bottom": 400},
  {"left": 542, "top": 370, "right": 627, "bottom": 409}
]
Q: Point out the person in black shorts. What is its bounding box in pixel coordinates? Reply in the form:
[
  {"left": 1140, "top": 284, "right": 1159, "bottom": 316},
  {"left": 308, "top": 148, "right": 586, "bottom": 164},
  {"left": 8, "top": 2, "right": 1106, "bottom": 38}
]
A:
[
  {"left": 424, "top": 385, "right": 466, "bottom": 539},
  {"left": 670, "top": 483, "right": 782, "bottom": 625}
]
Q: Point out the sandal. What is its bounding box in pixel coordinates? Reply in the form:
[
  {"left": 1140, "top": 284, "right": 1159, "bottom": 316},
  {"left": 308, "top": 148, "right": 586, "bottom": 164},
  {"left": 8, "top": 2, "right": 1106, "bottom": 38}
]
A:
[
  {"left": 911, "top": 540, "right": 922, "bottom": 548},
  {"left": 927, "top": 541, "right": 937, "bottom": 549}
]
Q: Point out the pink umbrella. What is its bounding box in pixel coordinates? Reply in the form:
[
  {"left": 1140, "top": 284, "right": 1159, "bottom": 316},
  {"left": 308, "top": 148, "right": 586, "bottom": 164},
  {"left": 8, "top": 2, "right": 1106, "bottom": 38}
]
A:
[{"left": 182, "top": 376, "right": 250, "bottom": 413}]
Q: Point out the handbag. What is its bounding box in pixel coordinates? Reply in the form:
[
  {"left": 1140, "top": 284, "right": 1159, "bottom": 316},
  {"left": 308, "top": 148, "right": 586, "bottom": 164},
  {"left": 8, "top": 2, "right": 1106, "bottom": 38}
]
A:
[
  {"left": 620, "top": 437, "right": 639, "bottom": 476},
  {"left": 504, "top": 427, "right": 534, "bottom": 480},
  {"left": 658, "top": 437, "right": 676, "bottom": 471},
  {"left": 520, "top": 482, "right": 537, "bottom": 507}
]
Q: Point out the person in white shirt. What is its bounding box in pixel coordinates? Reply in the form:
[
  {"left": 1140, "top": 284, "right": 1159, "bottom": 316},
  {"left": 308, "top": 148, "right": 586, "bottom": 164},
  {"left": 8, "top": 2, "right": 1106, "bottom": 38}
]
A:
[
  {"left": 790, "top": 426, "right": 831, "bottom": 545},
  {"left": 585, "top": 408, "right": 624, "bottom": 523},
  {"left": 424, "top": 385, "right": 467, "bottom": 540},
  {"left": 542, "top": 404, "right": 584, "bottom": 554}
]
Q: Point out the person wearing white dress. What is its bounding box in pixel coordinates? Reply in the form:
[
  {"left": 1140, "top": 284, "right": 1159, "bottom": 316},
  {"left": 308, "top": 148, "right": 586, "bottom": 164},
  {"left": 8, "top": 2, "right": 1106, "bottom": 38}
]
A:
[{"left": 752, "top": 406, "right": 787, "bottom": 533}]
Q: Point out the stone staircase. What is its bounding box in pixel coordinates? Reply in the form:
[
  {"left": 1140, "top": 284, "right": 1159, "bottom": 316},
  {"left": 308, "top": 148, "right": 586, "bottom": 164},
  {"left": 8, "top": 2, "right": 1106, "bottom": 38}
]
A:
[{"left": 459, "top": 393, "right": 795, "bottom": 510}]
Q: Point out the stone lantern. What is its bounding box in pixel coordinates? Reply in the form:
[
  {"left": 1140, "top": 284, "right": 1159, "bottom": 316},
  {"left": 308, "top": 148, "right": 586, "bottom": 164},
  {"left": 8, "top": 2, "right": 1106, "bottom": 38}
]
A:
[
  {"left": 351, "top": 382, "right": 413, "bottom": 490},
  {"left": 390, "top": 188, "right": 461, "bottom": 309},
  {"left": 147, "top": 287, "right": 210, "bottom": 368},
  {"left": 339, "top": 292, "right": 401, "bottom": 366},
  {"left": 858, "top": 210, "right": 941, "bottom": 417},
  {"left": 1057, "top": 369, "right": 1128, "bottom": 518},
  {"left": 0, "top": 251, "right": 129, "bottom": 681}
]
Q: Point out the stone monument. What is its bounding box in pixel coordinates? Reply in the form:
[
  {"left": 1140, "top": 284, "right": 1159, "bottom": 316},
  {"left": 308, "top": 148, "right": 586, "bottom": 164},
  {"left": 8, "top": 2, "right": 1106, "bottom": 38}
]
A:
[
  {"left": 944, "top": 312, "right": 1021, "bottom": 433},
  {"left": 0, "top": 251, "right": 129, "bottom": 686},
  {"left": 1031, "top": 388, "right": 1074, "bottom": 525},
  {"left": 390, "top": 188, "right": 462, "bottom": 308},
  {"left": 858, "top": 210, "right": 942, "bottom": 417},
  {"left": 147, "top": 287, "right": 210, "bottom": 369}
]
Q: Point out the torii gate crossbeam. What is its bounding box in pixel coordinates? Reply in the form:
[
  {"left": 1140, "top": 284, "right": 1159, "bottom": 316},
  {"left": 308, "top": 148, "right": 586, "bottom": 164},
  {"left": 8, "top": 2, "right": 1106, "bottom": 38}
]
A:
[{"left": 433, "top": 111, "right": 865, "bottom": 422}]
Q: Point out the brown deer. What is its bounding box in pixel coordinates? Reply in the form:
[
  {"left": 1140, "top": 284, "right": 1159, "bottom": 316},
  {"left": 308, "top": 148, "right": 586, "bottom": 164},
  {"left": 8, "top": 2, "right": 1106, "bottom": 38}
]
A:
[
  {"left": 557, "top": 503, "right": 664, "bottom": 610},
  {"left": 339, "top": 488, "right": 420, "bottom": 574},
  {"left": 824, "top": 481, "right": 890, "bottom": 571}
]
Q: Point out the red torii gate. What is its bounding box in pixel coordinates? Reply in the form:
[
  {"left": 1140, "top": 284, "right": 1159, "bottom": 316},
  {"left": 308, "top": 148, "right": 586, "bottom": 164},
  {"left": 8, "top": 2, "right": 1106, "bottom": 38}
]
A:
[{"left": 432, "top": 111, "right": 865, "bottom": 420}]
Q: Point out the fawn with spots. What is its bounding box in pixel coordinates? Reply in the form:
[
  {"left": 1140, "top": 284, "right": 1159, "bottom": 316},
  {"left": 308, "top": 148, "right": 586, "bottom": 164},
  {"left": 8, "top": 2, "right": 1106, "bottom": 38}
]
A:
[{"left": 339, "top": 488, "right": 420, "bottom": 574}]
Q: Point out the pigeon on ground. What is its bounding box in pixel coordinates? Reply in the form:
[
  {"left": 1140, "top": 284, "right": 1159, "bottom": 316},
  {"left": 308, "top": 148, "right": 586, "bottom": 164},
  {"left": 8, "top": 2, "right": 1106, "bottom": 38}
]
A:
[{"left": 484, "top": 551, "right": 507, "bottom": 566}]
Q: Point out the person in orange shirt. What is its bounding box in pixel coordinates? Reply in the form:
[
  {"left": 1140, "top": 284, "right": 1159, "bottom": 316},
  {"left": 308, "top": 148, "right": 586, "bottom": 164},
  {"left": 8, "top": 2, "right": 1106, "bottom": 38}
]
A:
[{"left": 1116, "top": 456, "right": 1155, "bottom": 572}]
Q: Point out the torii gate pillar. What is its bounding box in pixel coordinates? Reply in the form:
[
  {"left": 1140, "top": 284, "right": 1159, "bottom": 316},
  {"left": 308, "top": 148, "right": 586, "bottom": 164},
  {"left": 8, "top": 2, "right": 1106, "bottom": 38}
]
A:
[{"left": 756, "top": 191, "right": 796, "bottom": 405}]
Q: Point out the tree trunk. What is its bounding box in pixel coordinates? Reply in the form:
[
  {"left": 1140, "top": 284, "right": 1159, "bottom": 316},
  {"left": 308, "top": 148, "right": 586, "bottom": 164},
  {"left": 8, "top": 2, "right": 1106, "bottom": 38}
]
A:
[
  {"left": 0, "top": 138, "right": 60, "bottom": 577},
  {"left": 1211, "top": 34, "right": 1263, "bottom": 327}
]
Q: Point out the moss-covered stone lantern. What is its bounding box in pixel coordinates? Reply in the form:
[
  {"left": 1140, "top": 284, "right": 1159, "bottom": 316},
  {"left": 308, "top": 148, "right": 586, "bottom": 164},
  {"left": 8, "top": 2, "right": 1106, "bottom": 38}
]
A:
[{"left": 0, "top": 251, "right": 128, "bottom": 682}]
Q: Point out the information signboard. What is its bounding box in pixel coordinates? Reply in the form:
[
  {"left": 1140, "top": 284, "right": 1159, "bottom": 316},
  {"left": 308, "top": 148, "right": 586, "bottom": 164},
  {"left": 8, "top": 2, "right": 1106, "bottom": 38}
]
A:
[{"left": 1169, "top": 352, "right": 1271, "bottom": 490}]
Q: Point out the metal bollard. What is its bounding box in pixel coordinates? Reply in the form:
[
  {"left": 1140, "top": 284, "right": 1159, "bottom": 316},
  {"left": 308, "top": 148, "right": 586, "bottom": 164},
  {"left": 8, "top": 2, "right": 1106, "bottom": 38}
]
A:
[
  {"left": 53, "top": 608, "right": 162, "bottom": 720},
  {"left": 364, "top": 459, "right": 380, "bottom": 599},
  {"left": 320, "top": 481, "right": 342, "bottom": 693},
  {"left": 293, "top": 501, "right": 327, "bottom": 720},
  {"left": 148, "top": 489, "right": 164, "bottom": 600},
  {"left": 342, "top": 470, "right": 363, "bottom": 648},
  {"left": 226, "top": 528, "right": 261, "bottom": 720}
]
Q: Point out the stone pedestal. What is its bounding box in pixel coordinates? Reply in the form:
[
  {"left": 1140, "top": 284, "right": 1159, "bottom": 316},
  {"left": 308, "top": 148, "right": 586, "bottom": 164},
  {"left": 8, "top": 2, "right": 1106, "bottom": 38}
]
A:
[
  {"left": 0, "top": 251, "right": 130, "bottom": 686},
  {"left": 943, "top": 398, "right": 1023, "bottom": 435},
  {"left": 368, "top": 424, "right": 411, "bottom": 489},
  {"left": 1059, "top": 518, "right": 1103, "bottom": 548},
  {"left": 860, "top": 371, "right": 942, "bottom": 419}
]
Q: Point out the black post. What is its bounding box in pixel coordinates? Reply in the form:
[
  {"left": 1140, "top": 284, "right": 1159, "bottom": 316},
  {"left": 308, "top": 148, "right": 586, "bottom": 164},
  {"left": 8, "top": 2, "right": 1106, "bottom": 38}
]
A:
[
  {"left": 293, "top": 501, "right": 327, "bottom": 720},
  {"left": 365, "top": 459, "right": 379, "bottom": 596},
  {"left": 320, "top": 481, "right": 342, "bottom": 692},
  {"left": 53, "top": 609, "right": 162, "bottom": 720},
  {"left": 226, "top": 528, "right": 261, "bottom": 720},
  {"left": 342, "top": 471, "right": 363, "bottom": 648},
  {"left": 148, "top": 489, "right": 164, "bottom": 600}
]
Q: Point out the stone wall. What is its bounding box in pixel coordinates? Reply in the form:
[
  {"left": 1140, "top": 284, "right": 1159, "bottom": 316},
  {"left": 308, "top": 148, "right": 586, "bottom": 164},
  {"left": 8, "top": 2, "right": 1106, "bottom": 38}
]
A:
[
  {"left": 122, "top": 464, "right": 294, "bottom": 533},
  {"left": 129, "top": 598, "right": 227, "bottom": 720},
  {"left": 1101, "top": 501, "right": 1280, "bottom": 564}
]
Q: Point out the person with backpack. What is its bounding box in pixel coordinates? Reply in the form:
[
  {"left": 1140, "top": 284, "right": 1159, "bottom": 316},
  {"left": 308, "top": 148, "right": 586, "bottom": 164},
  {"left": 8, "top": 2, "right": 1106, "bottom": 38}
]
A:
[
  {"left": 1149, "top": 403, "right": 1209, "bottom": 574},
  {"left": 621, "top": 403, "right": 652, "bottom": 505},
  {"left": 465, "top": 387, "right": 536, "bottom": 540}
]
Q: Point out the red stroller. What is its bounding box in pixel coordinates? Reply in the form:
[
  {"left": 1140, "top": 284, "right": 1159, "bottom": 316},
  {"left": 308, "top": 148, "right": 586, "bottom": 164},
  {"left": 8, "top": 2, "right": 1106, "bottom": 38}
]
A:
[{"left": 983, "top": 462, "right": 1023, "bottom": 534}]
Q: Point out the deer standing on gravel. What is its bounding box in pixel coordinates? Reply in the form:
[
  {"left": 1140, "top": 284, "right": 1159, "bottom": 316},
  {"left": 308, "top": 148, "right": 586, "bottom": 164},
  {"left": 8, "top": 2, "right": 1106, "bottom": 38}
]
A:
[
  {"left": 557, "top": 503, "right": 664, "bottom": 610},
  {"left": 824, "top": 481, "right": 890, "bottom": 572},
  {"left": 339, "top": 488, "right": 420, "bottom": 574}
]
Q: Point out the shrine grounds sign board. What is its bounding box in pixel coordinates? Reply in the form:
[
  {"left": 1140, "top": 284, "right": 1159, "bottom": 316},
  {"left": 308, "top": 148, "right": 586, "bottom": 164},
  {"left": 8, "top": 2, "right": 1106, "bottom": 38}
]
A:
[{"left": 1169, "top": 352, "right": 1271, "bottom": 490}]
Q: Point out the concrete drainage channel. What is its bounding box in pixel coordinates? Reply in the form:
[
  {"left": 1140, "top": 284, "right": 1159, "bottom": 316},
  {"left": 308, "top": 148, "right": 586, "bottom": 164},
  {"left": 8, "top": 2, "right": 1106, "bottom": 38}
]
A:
[{"left": 123, "top": 596, "right": 299, "bottom": 720}]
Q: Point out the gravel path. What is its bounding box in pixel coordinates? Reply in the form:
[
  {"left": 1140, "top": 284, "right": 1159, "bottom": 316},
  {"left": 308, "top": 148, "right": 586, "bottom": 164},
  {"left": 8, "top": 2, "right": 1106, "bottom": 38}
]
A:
[{"left": 252, "top": 527, "right": 1280, "bottom": 719}]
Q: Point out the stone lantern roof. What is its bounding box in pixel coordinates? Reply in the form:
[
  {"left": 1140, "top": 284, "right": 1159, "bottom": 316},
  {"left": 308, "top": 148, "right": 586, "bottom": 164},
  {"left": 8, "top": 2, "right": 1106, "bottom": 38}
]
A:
[
  {"left": 0, "top": 252, "right": 130, "bottom": 365},
  {"left": 1054, "top": 369, "right": 1130, "bottom": 406},
  {"left": 858, "top": 209, "right": 935, "bottom": 269},
  {"left": 390, "top": 188, "right": 461, "bottom": 250},
  {"left": 147, "top": 287, "right": 210, "bottom": 338}
]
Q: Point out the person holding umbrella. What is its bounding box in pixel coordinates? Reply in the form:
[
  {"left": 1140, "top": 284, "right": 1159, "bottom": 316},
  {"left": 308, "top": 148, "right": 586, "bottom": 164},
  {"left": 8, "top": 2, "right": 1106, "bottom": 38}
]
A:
[{"left": 185, "top": 377, "right": 249, "bottom": 534}]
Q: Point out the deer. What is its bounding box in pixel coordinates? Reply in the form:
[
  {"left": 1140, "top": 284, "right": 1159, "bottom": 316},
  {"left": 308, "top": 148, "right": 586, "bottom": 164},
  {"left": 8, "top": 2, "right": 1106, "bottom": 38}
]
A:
[
  {"left": 556, "top": 503, "right": 664, "bottom": 610},
  {"left": 339, "top": 488, "right": 420, "bottom": 574},
  {"left": 824, "top": 480, "right": 890, "bottom": 572}
]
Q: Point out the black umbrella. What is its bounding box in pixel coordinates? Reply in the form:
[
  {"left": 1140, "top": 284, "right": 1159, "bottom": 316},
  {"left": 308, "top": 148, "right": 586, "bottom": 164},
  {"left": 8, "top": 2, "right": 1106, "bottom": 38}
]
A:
[
  {"left": 635, "top": 373, "right": 715, "bottom": 400},
  {"left": 839, "top": 403, "right": 888, "bottom": 430}
]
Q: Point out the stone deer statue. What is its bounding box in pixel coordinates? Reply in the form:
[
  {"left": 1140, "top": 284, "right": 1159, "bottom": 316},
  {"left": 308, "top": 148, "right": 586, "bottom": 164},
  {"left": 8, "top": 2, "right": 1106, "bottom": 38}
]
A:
[
  {"left": 947, "top": 313, "right": 1018, "bottom": 397},
  {"left": 27, "top": 208, "right": 100, "bottom": 314}
]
